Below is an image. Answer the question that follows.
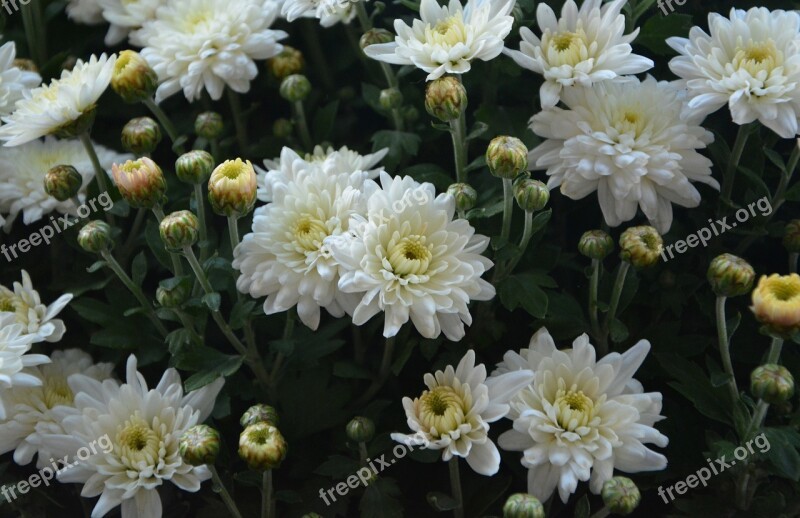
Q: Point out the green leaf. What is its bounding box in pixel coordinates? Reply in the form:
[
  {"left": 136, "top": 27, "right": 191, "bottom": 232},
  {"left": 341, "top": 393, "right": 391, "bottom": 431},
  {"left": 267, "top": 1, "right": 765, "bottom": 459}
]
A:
[
  {"left": 166, "top": 329, "right": 192, "bottom": 355},
  {"left": 466, "top": 198, "right": 504, "bottom": 220},
  {"left": 497, "top": 274, "right": 549, "bottom": 318},
  {"left": 123, "top": 307, "right": 148, "bottom": 317},
  {"left": 269, "top": 338, "right": 296, "bottom": 356},
  {"left": 763, "top": 427, "right": 800, "bottom": 480},
  {"left": 465, "top": 121, "right": 488, "bottom": 141},
  {"left": 463, "top": 155, "right": 486, "bottom": 173},
  {"left": 313, "top": 100, "right": 339, "bottom": 142},
  {"left": 86, "top": 260, "right": 107, "bottom": 273},
  {"left": 361, "top": 478, "right": 404, "bottom": 518},
  {"left": 229, "top": 299, "right": 257, "bottom": 330},
  {"left": 184, "top": 355, "right": 243, "bottom": 391},
  {"left": 529, "top": 209, "right": 552, "bottom": 235},
  {"left": 426, "top": 492, "right": 458, "bottom": 512},
  {"left": 314, "top": 455, "right": 361, "bottom": 478},
  {"left": 131, "top": 251, "right": 147, "bottom": 286},
  {"left": 201, "top": 292, "right": 221, "bottom": 311},
  {"left": 574, "top": 494, "right": 591, "bottom": 518},
  {"left": 636, "top": 14, "right": 693, "bottom": 55},
  {"left": 657, "top": 353, "right": 731, "bottom": 425},
  {"left": 764, "top": 148, "right": 787, "bottom": 173},
  {"left": 609, "top": 318, "right": 629, "bottom": 344},
  {"left": 145, "top": 220, "right": 172, "bottom": 270},
  {"left": 333, "top": 360, "right": 373, "bottom": 380}
]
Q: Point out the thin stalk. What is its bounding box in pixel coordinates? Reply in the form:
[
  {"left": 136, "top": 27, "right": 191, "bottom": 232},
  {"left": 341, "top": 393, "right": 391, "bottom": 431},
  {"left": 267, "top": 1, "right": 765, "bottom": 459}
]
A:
[
  {"left": 174, "top": 309, "right": 204, "bottom": 346},
  {"left": 500, "top": 178, "right": 514, "bottom": 241},
  {"left": 119, "top": 208, "right": 147, "bottom": 264},
  {"left": 449, "top": 114, "right": 468, "bottom": 184},
  {"left": 79, "top": 133, "right": 115, "bottom": 225},
  {"left": 227, "top": 89, "right": 249, "bottom": 153},
  {"left": 227, "top": 215, "right": 257, "bottom": 352},
  {"left": 269, "top": 309, "right": 296, "bottom": 390},
  {"left": 506, "top": 210, "right": 534, "bottom": 275},
  {"left": 790, "top": 252, "right": 798, "bottom": 274},
  {"left": 301, "top": 19, "right": 334, "bottom": 90},
  {"left": 152, "top": 206, "right": 185, "bottom": 277},
  {"left": 600, "top": 261, "right": 631, "bottom": 354},
  {"left": 358, "top": 442, "right": 369, "bottom": 465},
  {"left": 349, "top": 335, "right": 396, "bottom": 410},
  {"left": 194, "top": 184, "right": 211, "bottom": 262},
  {"left": 209, "top": 465, "right": 244, "bottom": 518},
  {"left": 355, "top": 1, "right": 372, "bottom": 29},
  {"left": 99, "top": 250, "right": 169, "bottom": 338},
  {"left": 262, "top": 470, "right": 273, "bottom": 518},
  {"left": 448, "top": 457, "right": 464, "bottom": 518},
  {"left": 21, "top": 0, "right": 46, "bottom": 66},
  {"left": 292, "top": 101, "right": 313, "bottom": 151},
  {"left": 721, "top": 123, "right": 755, "bottom": 210},
  {"left": 227, "top": 216, "right": 240, "bottom": 253},
  {"left": 142, "top": 98, "right": 184, "bottom": 154},
  {"left": 589, "top": 259, "right": 601, "bottom": 342},
  {"left": 715, "top": 296, "right": 739, "bottom": 403}
]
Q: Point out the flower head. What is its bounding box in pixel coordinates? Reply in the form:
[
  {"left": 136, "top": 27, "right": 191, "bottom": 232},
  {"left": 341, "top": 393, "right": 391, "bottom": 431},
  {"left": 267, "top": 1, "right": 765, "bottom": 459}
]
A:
[
  {"left": 0, "top": 270, "right": 73, "bottom": 343},
  {"left": 208, "top": 159, "right": 258, "bottom": 217},
  {"left": 668, "top": 8, "right": 800, "bottom": 138},
  {"left": 529, "top": 76, "right": 717, "bottom": 233},
  {"left": 111, "top": 157, "right": 167, "bottom": 209},
  {"left": 282, "top": 0, "right": 362, "bottom": 27},
  {"left": 496, "top": 328, "right": 668, "bottom": 503},
  {"left": 619, "top": 226, "right": 663, "bottom": 269},
  {"left": 751, "top": 273, "right": 800, "bottom": 337},
  {"left": 0, "top": 314, "right": 49, "bottom": 419},
  {"left": 179, "top": 425, "right": 221, "bottom": 466},
  {"left": 392, "top": 350, "right": 533, "bottom": 475},
  {"left": 0, "top": 42, "right": 41, "bottom": 117},
  {"left": 66, "top": 0, "right": 105, "bottom": 24},
  {"left": 239, "top": 422, "right": 287, "bottom": 470},
  {"left": 111, "top": 50, "right": 158, "bottom": 103},
  {"left": 363, "top": 0, "right": 515, "bottom": 81},
  {"left": 504, "top": 0, "right": 653, "bottom": 108},
  {"left": 96, "top": 0, "right": 161, "bottom": 45}
]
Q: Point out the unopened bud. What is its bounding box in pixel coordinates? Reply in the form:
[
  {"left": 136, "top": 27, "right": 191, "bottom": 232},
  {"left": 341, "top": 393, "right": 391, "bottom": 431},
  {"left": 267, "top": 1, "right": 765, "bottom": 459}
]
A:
[
  {"left": 379, "top": 88, "right": 403, "bottom": 110},
  {"left": 159, "top": 210, "right": 199, "bottom": 251},
  {"left": 346, "top": 416, "right": 375, "bottom": 443},
  {"left": 273, "top": 118, "right": 293, "bottom": 139},
  {"left": 44, "top": 165, "right": 82, "bottom": 202},
  {"left": 268, "top": 46, "right": 305, "bottom": 80},
  {"left": 208, "top": 159, "right": 258, "bottom": 217},
  {"left": 280, "top": 74, "right": 311, "bottom": 102},
  {"left": 111, "top": 50, "right": 158, "bottom": 104},
  {"left": 12, "top": 59, "right": 37, "bottom": 72},
  {"left": 78, "top": 220, "right": 113, "bottom": 254},
  {"left": 175, "top": 150, "right": 215, "bottom": 185},
  {"left": 502, "top": 493, "right": 544, "bottom": 518},
  {"left": 156, "top": 278, "right": 191, "bottom": 308},
  {"left": 619, "top": 226, "right": 663, "bottom": 269},
  {"left": 238, "top": 423, "right": 288, "bottom": 471},
  {"left": 424, "top": 76, "right": 467, "bottom": 122},
  {"left": 195, "top": 112, "right": 224, "bottom": 140},
  {"left": 601, "top": 477, "right": 640, "bottom": 516},
  {"left": 179, "top": 425, "right": 220, "bottom": 466},
  {"left": 241, "top": 404, "right": 280, "bottom": 428},
  {"left": 751, "top": 273, "right": 800, "bottom": 338},
  {"left": 751, "top": 364, "right": 795, "bottom": 404},
  {"left": 514, "top": 179, "right": 549, "bottom": 212},
  {"left": 578, "top": 230, "right": 613, "bottom": 260},
  {"left": 707, "top": 254, "right": 755, "bottom": 298},
  {"left": 403, "top": 105, "right": 419, "bottom": 123},
  {"left": 487, "top": 136, "right": 528, "bottom": 180},
  {"left": 111, "top": 157, "right": 166, "bottom": 209},
  {"left": 360, "top": 28, "right": 393, "bottom": 50},
  {"left": 446, "top": 183, "right": 478, "bottom": 212},
  {"left": 121, "top": 117, "right": 162, "bottom": 155}
]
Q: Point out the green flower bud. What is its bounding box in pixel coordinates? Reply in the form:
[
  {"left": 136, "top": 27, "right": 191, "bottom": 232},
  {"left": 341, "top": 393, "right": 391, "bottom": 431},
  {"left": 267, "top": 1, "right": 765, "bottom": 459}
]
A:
[
  {"left": 502, "top": 493, "right": 544, "bottom": 518},
  {"left": 784, "top": 220, "right": 800, "bottom": 253},
  {"left": 403, "top": 105, "right": 419, "bottom": 123},
  {"left": 159, "top": 210, "right": 199, "bottom": 251},
  {"left": 195, "top": 112, "right": 224, "bottom": 140},
  {"left": 175, "top": 150, "right": 215, "bottom": 185},
  {"left": 241, "top": 404, "right": 280, "bottom": 428},
  {"left": 179, "top": 425, "right": 221, "bottom": 466},
  {"left": 751, "top": 364, "right": 795, "bottom": 404},
  {"left": 273, "top": 118, "right": 294, "bottom": 139},
  {"left": 268, "top": 46, "right": 305, "bottom": 80},
  {"left": 346, "top": 416, "right": 375, "bottom": 443},
  {"left": 446, "top": 183, "right": 478, "bottom": 212},
  {"left": 707, "top": 254, "right": 755, "bottom": 298},
  {"left": 208, "top": 159, "right": 258, "bottom": 217},
  {"left": 78, "top": 221, "right": 113, "bottom": 254},
  {"left": 44, "top": 165, "right": 82, "bottom": 202},
  {"left": 487, "top": 136, "right": 528, "bottom": 180},
  {"left": 619, "top": 226, "right": 663, "bottom": 269},
  {"left": 156, "top": 278, "right": 192, "bottom": 308},
  {"left": 111, "top": 50, "right": 158, "bottom": 104},
  {"left": 379, "top": 88, "right": 403, "bottom": 110},
  {"left": 238, "top": 423, "right": 288, "bottom": 471},
  {"left": 359, "top": 28, "right": 394, "bottom": 50},
  {"left": 280, "top": 74, "right": 311, "bottom": 102},
  {"left": 111, "top": 157, "right": 167, "bottom": 209},
  {"left": 424, "top": 76, "right": 467, "bottom": 122},
  {"left": 121, "top": 117, "right": 162, "bottom": 155},
  {"left": 601, "top": 476, "right": 640, "bottom": 516},
  {"left": 514, "top": 179, "right": 549, "bottom": 212},
  {"left": 578, "top": 230, "right": 614, "bottom": 260}
]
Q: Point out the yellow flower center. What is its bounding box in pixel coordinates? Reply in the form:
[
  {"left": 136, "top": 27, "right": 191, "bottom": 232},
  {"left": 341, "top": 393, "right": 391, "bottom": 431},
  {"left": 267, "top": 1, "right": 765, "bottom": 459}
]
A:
[
  {"left": 418, "top": 386, "right": 467, "bottom": 435},
  {"left": 553, "top": 385, "right": 595, "bottom": 430},
  {"left": 388, "top": 235, "right": 432, "bottom": 277},
  {"left": 0, "top": 294, "right": 16, "bottom": 312},
  {"left": 43, "top": 376, "right": 74, "bottom": 408},
  {"left": 246, "top": 426, "right": 273, "bottom": 445},
  {"left": 116, "top": 414, "right": 160, "bottom": 465},
  {"left": 764, "top": 276, "right": 800, "bottom": 302},
  {"left": 544, "top": 28, "right": 591, "bottom": 67},
  {"left": 426, "top": 15, "right": 468, "bottom": 49},
  {"left": 292, "top": 215, "right": 328, "bottom": 252},
  {"left": 733, "top": 40, "right": 781, "bottom": 77}
]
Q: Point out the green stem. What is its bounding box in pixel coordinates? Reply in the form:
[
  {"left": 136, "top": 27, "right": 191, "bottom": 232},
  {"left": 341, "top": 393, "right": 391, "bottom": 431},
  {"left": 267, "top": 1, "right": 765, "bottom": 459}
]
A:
[
  {"left": 269, "top": 309, "right": 296, "bottom": 390},
  {"left": 721, "top": 123, "right": 755, "bottom": 210},
  {"left": 79, "top": 132, "right": 115, "bottom": 225},
  {"left": 589, "top": 259, "right": 601, "bottom": 343},
  {"left": 152, "top": 206, "right": 185, "bottom": 277},
  {"left": 99, "top": 250, "right": 169, "bottom": 338},
  {"left": 175, "top": 309, "right": 204, "bottom": 346},
  {"left": 500, "top": 178, "right": 514, "bottom": 242},
  {"left": 349, "top": 335, "right": 396, "bottom": 410},
  {"left": 600, "top": 261, "right": 631, "bottom": 354},
  {"left": 262, "top": 470, "right": 273, "bottom": 518},
  {"left": 790, "top": 252, "right": 798, "bottom": 274},
  {"left": 292, "top": 101, "right": 313, "bottom": 151},
  {"left": 195, "top": 184, "right": 211, "bottom": 263},
  {"left": 448, "top": 457, "right": 464, "bottom": 518},
  {"left": 21, "top": 0, "right": 46, "bottom": 66},
  {"left": 143, "top": 98, "right": 184, "bottom": 154},
  {"left": 506, "top": 210, "right": 534, "bottom": 275},
  {"left": 227, "top": 89, "right": 249, "bottom": 153},
  {"left": 715, "top": 296, "right": 739, "bottom": 403},
  {"left": 227, "top": 216, "right": 240, "bottom": 253},
  {"left": 449, "top": 114, "right": 468, "bottom": 184},
  {"left": 209, "top": 465, "right": 244, "bottom": 518},
  {"left": 358, "top": 442, "right": 369, "bottom": 465},
  {"left": 355, "top": 0, "right": 372, "bottom": 29},
  {"left": 119, "top": 208, "right": 147, "bottom": 265},
  {"left": 301, "top": 19, "right": 334, "bottom": 90}
]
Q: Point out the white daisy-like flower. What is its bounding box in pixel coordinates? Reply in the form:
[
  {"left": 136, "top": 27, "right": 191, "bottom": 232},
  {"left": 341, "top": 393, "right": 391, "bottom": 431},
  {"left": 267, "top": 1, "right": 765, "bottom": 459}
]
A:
[
  {"left": 328, "top": 172, "right": 495, "bottom": 340},
  {"left": 66, "top": 0, "right": 105, "bottom": 24},
  {"left": 504, "top": 0, "right": 653, "bottom": 108},
  {"left": 282, "top": 0, "right": 361, "bottom": 27},
  {"left": 529, "top": 76, "right": 717, "bottom": 233},
  {"left": 0, "top": 41, "right": 41, "bottom": 117},
  {"left": 0, "top": 136, "right": 130, "bottom": 231},
  {"left": 235, "top": 163, "right": 371, "bottom": 330},
  {"left": 0, "top": 270, "right": 73, "bottom": 343},
  {"left": 363, "top": 0, "right": 515, "bottom": 80},
  {"left": 136, "top": 0, "right": 287, "bottom": 103},
  {"left": 41, "top": 355, "right": 224, "bottom": 518},
  {"left": 96, "top": 0, "right": 160, "bottom": 46},
  {"left": 496, "top": 328, "right": 668, "bottom": 504},
  {"left": 0, "top": 54, "right": 115, "bottom": 147},
  {"left": 0, "top": 313, "right": 49, "bottom": 419},
  {"left": 306, "top": 145, "right": 388, "bottom": 180},
  {"left": 0, "top": 349, "right": 114, "bottom": 469},
  {"left": 668, "top": 7, "right": 800, "bottom": 139},
  {"left": 392, "top": 350, "right": 533, "bottom": 475}
]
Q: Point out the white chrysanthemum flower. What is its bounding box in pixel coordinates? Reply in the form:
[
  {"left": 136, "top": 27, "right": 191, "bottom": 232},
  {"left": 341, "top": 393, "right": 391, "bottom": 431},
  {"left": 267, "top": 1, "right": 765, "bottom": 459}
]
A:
[
  {"left": 41, "top": 355, "right": 224, "bottom": 518},
  {"left": 529, "top": 76, "right": 717, "bottom": 233},
  {"left": 363, "top": 0, "right": 515, "bottom": 80},
  {"left": 66, "top": 0, "right": 105, "bottom": 24},
  {"left": 668, "top": 7, "right": 800, "bottom": 139},
  {"left": 136, "top": 0, "right": 287, "bottom": 103},
  {"left": 328, "top": 173, "right": 495, "bottom": 340},
  {"left": 0, "top": 54, "right": 115, "bottom": 147},
  {"left": 496, "top": 328, "right": 668, "bottom": 504},
  {"left": 0, "top": 136, "right": 129, "bottom": 231},
  {"left": 0, "top": 349, "right": 114, "bottom": 469},
  {"left": 392, "top": 350, "right": 533, "bottom": 475},
  {"left": 282, "top": 0, "right": 362, "bottom": 27},
  {"left": 306, "top": 145, "right": 388, "bottom": 180},
  {"left": 0, "top": 270, "right": 73, "bottom": 343},
  {"left": 0, "top": 313, "right": 49, "bottom": 419},
  {"left": 0, "top": 42, "right": 41, "bottom": 117},
  {"left": 96, "top": 0, "right": 160, "bottom": 46},
  {"left": 504, "top": 0, "right": 653, "bottom": 108}
]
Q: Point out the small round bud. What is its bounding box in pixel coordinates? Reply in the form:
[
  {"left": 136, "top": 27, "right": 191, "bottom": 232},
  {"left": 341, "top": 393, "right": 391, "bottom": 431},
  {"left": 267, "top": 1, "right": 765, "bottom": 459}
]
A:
[
  {"left": 403, "top": 105, "right": 419, "bottom": 123},
  {"left": 601, "top": 476, "right": 640, "bottom": 516},
  {"left": 578, "top": 230, "right": 614, "bottom": 260},
  {"left": 751, "top": 364, "right": 795, "bottom": 404},
  {"left": 195, "top": 112, "right": 224, "bottom": 140},
  {"left": 44, "top": 165, "right": 82, "bottom": 202},
  {"left": 619, "top": 226, "right": 663, "bottom": 269},
  {"left": 159, "top": 210, "right": 200, "bottom": 251},
  {"left": 502, "top": 493, "right": 544, "bottom": 518},
  {"left": 121, "top": 117, "right": 162, "bottom": 155},
  {"left": 238, "top": 423, "right": 288, "bottom": 471},
  {"left": 514, "top": 179, "right": 549, "bottom": 212},
  {"left": 273, "top": 118, "right": 293, "bottom": 139},
  {"left": 111, "top": 50, "right": 158, "bottom": 104},
  {"left": 707, "top": 254, "right": 755, "bottom": 298},
  {"left": 751, "top": 274, "right": 800, "bottom": 338},
  {"left": 280, "top": 74, "right": 311, "bottom": 102},
  {"left": 208, "top": 159, "right": 258, "bottom": 217},
  {"left": 175, "top": 150, "right": 215, "bottom": 185},
  {"left": 179, "top": 425, "right": 220, "bottom": 466},
  {"left": 446, "top": 183, "right": 478, "bottom": 212},
  {"left": 379, "top": 88, "right": 403, "bottom": 110},
  {"left": 359, "top": 28, "right": 393, "bottom": 50},
  {"left": 424, "top": 76, "right": 467, "bottom": 122},
  {"left": 78, "top": 221, "right": 113, "bottom": 254},
  {"left": 267, "top": 46, "right": 305, "bottom": 80},
  {"left": 346, "top": 416, "right": 375, "bottom": 443},
  {"left": 12, "top": 59, "right": 37, "bottom": 72},
  {"left": 241, "top": 404, "right": 280, "bottom": 427},
  {"left": 487, "top": 136, "right": 528, "bottom": 180},
  {"left": 111, "top": 157, "right": 167, "bottom": 209},
  {"left": 783, "top": 220, "right": 800, "bottom": 253},
  {"left": 156, "top": 278, "right": 192, "bottom": 308}
]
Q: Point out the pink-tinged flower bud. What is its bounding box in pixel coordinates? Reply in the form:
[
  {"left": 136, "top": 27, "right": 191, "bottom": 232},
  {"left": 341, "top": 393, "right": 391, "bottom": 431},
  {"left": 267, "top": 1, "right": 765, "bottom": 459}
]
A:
[
  {"left": 751, "top": 273, "right": 800, "bottom": 338},
  {"left": 111, "top": 157, "right": 167, "bottom": 209},
  {"left": 208, "top": 159, "right": 257, "bottom": 217}
]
